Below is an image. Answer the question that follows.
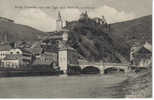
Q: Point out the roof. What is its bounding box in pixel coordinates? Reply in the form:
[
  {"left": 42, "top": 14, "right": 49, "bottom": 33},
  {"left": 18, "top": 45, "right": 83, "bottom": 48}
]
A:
[
  {"left": 3, "top": 54, "right": 22, "bottom": 60},
  {"left": 26, "top": 48, "right": 42, "bottom": 54},
  {"left": 0, "top": 44, "right": 12, "bottom": 51},
  {"left": 25, "top": 41, "right": 42, "bottom": 54},
  {"left": 137, "top": 47, "right": 151, "bottom": 54},
  {"left": 132, "top": 41, "right": 152, "bottom": 54},
  {"left": 58, "top": 45, "right": 76, "bottom": 52},
  {"left": 133, "top": 47, "right": 152, "bottom": 55},
  {"left": 42, "top": 52, "right": 57, "bottom": 56},
  {"left": 143, "top": 42, "right": 152, "bottom": 52},
  {"left": 0, "top": 17, "right": 14, "bottom": 23}
]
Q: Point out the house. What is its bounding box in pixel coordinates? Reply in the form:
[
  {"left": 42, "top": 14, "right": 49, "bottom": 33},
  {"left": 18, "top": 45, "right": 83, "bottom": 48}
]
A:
[
  {"left": 21, "top": 49, "right": 33, "bottom": 65},
  {"left": 1, "top": 54, "right": 22, "bottom": 68},
  {"left": 0, "top": 44, "right": 12, "bottom": 60},
  {"left": 32, "top": 52, "right": 57, "bottom": 66},
  {"left": 0, "top": 48, "right": 33, "bottom": 68},
  {"left": 25, "top": 41, "right": 43, "bottom": 55},
  {"left": 130, "top": 42, "right": 152, "bottom": 67}
]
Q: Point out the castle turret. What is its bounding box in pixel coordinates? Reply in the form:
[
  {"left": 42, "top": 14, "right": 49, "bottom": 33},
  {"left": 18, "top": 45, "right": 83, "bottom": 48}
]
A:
[
  {"left": 79, "top": 11, "right": 88, "bottom": 21},
  {"left": 56, "top": 11, "right": 63, "bottom": 32}
]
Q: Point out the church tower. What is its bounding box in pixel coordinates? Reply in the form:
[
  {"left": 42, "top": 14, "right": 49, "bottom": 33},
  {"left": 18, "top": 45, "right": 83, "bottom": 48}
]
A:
[
  {"left": 56, "top": 11, "right": 63, "bottom": 32},
  {"left": 58, "top": 29, "right": 69, "bottom": 74}
]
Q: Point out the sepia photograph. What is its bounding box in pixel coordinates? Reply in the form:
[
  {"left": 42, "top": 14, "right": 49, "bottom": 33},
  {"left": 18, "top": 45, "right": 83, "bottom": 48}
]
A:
[{"left": 0, "top": 0, "right": 152, "bottom": 98}]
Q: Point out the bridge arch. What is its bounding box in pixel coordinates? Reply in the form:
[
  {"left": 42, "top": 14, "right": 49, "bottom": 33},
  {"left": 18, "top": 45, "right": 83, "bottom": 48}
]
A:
[
  {"left": 104, "top": 67, "right": 125, "bottom": 74},
  {"left": 81, "top": 66, "right": 100, "bottom": 74}
]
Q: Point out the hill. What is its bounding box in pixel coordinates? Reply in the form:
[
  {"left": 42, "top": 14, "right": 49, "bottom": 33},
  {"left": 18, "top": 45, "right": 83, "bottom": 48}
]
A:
[
  {"left": 0, "top": 17, "right": 45, "bottom": 42},
  {"left": 65, "top": 18, "right": 121, "bottom": 62},
  {"left": 110, "top": 15, "right": 152, "bottom": 60}
]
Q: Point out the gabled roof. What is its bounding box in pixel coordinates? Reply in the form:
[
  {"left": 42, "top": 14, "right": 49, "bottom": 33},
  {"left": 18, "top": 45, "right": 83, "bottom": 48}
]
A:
[
  {"left": 25, "top": 41, "right": 42, "bottom": 54},
  {"left": 132, "top": 41, "right": 152, "bottom": 54},
  {"left": 3, "top": 54, "right": 22, "bottom": 60},
  {"left": 20, "top": 48, "right": 32, "bottom": 54},
  {"left": 0, "top": 44, "right": 12, "bottom": 51},
  {"left": 136, "top": 47, "right": 152, "bottom": 54},
  {"left": 143, "top": 42, "right": 152, "bottom": 52},
  {"left": 26, "top": 48, "right": 42, "bottom": 54}
]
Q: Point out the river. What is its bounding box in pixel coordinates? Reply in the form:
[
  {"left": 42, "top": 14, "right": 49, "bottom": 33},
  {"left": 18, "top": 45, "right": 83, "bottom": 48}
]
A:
[{"left": 0, "top": 74, "right": 130, "bottom": 98}]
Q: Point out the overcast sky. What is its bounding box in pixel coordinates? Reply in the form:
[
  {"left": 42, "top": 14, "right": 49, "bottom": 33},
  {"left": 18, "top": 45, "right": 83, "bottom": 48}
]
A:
[{"left": 0, "top": 0, "right": 152, "bottom": 32}]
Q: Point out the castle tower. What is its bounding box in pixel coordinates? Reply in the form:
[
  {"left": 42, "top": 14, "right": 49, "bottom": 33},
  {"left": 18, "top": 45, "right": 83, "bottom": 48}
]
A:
[
  {"left": 56, "top": 11, "right": 63, "bottom": 32},
  {"left": 102, "top": 16, "right": 107, "bottom": 24},
  {"left": 79, "top": 11, "right": 88, "bottom": 21}
]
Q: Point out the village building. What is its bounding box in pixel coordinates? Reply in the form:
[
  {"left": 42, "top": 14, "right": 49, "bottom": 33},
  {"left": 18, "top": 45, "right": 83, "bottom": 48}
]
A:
[
  {"left": 25, "top": 41, "right": 43, "bottom": 56},
  {"left": 0, "top": 47, "right": 33, "bottom": 68},
  {"left": 0, "top": 44, "right": 11, "bottom": 60},
  {"left": 32, "top": 51, "right": 57, "bottom": 66},
  {"left": 1, "top": 54, "right": 22, "bottom": 68},
  {"left": 130, "top": 41, "right": 152, "bottom": 67}
]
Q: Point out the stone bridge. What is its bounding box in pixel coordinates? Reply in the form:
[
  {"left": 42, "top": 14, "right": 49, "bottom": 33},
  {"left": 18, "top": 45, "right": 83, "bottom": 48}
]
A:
[{"left": 79, "top": 62, "right": 130, "bottom": 74}]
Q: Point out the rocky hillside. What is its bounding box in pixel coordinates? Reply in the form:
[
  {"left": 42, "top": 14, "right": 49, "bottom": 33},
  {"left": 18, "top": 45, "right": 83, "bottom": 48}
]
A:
[
  {"left": 65, "top": 15, "right": 152, "bottom": 62},
  {"left": 0, "top": 17, "right": 45, "bottom": 42},
  {"left": 66, "top": 19, "right": 120, "bottom": 62}
]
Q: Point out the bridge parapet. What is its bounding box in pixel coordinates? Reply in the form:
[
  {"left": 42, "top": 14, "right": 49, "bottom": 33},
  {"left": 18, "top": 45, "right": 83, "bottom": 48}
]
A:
[
  {"left": 78, "top": 62, "right": 130, "bottom": 74},
  {"left": 104, "top": 63, "right": 129, "bottom": 66}
]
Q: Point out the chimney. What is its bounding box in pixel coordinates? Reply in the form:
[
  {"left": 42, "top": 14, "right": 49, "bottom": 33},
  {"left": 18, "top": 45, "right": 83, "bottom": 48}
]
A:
[{"left": 3, "top": 32, "right": 8, "bottom": 43}]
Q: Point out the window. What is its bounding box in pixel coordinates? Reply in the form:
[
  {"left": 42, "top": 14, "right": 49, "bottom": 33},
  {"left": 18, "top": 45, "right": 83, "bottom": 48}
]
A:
[{"left": 17, "top": 51, "right": 20, "bottom": 54}]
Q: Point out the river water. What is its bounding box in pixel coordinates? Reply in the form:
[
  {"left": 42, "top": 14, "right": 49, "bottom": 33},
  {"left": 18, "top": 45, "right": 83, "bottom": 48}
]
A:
[{"left": 0, "top": 74, "right": 129, "bottom": 98}]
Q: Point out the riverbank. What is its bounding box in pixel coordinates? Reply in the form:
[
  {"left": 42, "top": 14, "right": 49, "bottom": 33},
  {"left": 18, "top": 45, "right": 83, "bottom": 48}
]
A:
[{"left": 122, "top": 69, "right": 152, "bottom": 98}]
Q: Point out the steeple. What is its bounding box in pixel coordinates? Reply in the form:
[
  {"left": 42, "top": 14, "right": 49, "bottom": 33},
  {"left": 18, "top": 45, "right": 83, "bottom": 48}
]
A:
[
  {"left": 56, "top": 11, "right": 63, "bottom": 32},
  {"left": 57, "top": 11, "right": 62, "bottom": 21}
]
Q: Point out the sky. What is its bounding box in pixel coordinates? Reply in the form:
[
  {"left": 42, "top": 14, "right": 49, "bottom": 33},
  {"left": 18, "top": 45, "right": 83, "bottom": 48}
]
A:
[{"left": 0, "top": 0, "right": 152, "bottom": 32}]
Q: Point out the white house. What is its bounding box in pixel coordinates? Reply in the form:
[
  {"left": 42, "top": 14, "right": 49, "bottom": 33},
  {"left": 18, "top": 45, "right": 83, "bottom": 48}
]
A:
[{"left": 1, "top": 54, "right": 21, "bottom": 68}]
